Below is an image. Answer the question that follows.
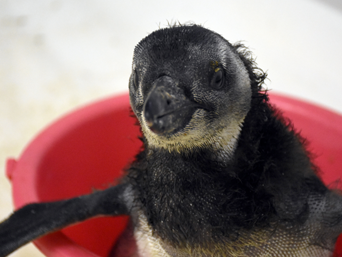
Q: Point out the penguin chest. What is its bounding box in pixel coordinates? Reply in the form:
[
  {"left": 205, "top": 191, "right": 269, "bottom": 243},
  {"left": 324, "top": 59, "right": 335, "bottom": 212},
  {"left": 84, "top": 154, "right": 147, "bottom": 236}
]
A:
[
  {"left": 134, "top": 214, "right": 172, "bottom": 257},
  {"left": 133, "top": 215, "right": 333, "bottom": 257}
]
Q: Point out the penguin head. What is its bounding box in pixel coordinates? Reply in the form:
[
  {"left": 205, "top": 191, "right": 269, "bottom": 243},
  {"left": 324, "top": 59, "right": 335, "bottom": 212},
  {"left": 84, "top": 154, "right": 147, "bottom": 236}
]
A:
[{"left": 129, "top": 25, "right": 252, "bottom": 156}]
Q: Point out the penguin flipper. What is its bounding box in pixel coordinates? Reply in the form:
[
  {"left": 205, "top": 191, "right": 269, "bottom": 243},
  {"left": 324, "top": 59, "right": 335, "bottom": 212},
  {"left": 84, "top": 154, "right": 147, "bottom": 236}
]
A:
[
  {"left": 315, "top": 191, "right": 342, "bottom": 248},
  {"left": 0, "top": 183, "right": 130, "bottom": 257}
]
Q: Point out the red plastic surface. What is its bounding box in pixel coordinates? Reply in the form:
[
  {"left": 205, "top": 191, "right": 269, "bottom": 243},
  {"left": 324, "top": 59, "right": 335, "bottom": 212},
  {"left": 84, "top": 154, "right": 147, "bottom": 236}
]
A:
[
  {"left": 8, "top": 94, "right": 142, "bottom": 257},
  {"left": 6, "top": 92, "right": 342, "bottom": 256}
]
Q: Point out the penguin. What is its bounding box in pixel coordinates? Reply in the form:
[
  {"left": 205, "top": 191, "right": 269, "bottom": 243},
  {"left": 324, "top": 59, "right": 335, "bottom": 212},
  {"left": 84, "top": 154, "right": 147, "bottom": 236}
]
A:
[{"left": 1, "top": 24, "right": 342, "bottom": 257}]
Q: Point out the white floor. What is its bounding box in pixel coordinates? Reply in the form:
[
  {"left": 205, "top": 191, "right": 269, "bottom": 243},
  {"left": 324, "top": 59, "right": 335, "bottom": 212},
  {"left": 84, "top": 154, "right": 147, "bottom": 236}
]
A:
[{"left": 0, "top": 0, "right": 341, "bottom": 256}]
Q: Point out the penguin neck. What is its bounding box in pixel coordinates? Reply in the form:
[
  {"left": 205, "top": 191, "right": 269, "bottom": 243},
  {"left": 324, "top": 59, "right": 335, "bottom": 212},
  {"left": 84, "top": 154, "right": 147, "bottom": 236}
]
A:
[
  {"left": 202, "top": 124, "right": 242, "bottom": 165},
  {"left": 144, "top": 121, "right": 243, "bottom": 167}
]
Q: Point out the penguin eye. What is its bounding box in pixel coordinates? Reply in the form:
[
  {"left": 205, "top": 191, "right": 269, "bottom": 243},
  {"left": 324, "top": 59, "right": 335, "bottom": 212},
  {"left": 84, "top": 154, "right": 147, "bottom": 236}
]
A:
[{"left": 210, "top": 68, "right": 224, "bottom": 90}]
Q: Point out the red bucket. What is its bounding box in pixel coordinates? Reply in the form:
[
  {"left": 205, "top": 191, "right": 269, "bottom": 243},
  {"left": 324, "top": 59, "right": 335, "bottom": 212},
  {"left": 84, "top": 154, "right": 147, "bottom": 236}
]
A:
[{"left": 5, "top": 93, "right": 342, "bottom": 256}]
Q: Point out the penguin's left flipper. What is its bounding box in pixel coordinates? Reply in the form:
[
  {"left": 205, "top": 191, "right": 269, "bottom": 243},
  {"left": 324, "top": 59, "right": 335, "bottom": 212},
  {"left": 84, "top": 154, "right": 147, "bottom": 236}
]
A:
[{"left": 0, "top": 183, "right": 131, "bottom": 257}]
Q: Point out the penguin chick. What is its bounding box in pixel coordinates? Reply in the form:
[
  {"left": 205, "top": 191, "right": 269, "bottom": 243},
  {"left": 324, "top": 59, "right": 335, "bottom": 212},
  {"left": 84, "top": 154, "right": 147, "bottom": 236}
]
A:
[
  {"left": 122, "top": 24, "right": 342, "bottom": 256},
  {"left": 0, "top": 24, "right": 342, "bottom": 257}
]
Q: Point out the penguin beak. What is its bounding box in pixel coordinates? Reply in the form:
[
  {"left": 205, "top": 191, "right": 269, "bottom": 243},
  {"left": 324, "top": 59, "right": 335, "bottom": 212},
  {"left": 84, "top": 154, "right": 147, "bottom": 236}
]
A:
[{"left": 143, "top": 76, "right": 198, "bottom": 135}]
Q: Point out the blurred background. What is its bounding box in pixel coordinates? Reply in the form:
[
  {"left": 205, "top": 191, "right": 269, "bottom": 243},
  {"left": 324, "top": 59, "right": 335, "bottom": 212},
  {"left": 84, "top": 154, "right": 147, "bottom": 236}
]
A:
[{"left": 0, "top": 0, "right": 341, "bottom": 256}]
